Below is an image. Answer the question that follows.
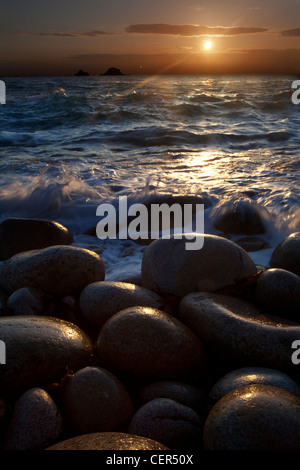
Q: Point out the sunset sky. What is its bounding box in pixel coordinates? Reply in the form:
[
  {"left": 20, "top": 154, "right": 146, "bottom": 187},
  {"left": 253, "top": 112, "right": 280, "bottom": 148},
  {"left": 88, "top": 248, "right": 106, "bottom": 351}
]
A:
[{"left": 1, "top": 0, "right": 300, "bottom": 75}]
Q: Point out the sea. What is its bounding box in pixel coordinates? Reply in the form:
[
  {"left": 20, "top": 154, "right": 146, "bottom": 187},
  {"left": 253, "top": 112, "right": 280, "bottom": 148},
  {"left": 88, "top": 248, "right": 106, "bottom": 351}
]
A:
[{"left": 0, "top": 74, "right": 299, "bottom": 281}]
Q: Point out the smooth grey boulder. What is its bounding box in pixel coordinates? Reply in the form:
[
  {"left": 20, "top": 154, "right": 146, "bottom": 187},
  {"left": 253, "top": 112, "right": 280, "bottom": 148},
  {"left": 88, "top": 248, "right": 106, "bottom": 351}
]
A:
[
  {"left": 0, "top": 217, "right": 73, "bottom": 260},
  {"left": 129, "top": 398, "right": 203, "bottom": 449},
  {"left": 203, "top": 384, "right": 300, "bottom": 450},
  {"left": 256, "top": 268, "right": 300, "bottom": 319},
  {"left": 97, "top": 306, "right": 206, "bottom": 380},
  {"left": 179, "top": 292, "right": 300, "bottom": 376},
  {"left": 141, "top": 234, "right": 256, "bottom": 297},
  {"left": 62, "top": 366, "right": 133, "bottom": 434},
  {"left": 0, "top": 245, "right": 105, "bottom": 296},
  {"left": 209, "top": 367, "right": 300, "bottom": 401},
  {"left": 4, "top": 387, "right": 62, "bottom": 450},
  {"left": 269, "top": 232, "right": 300, "bottom": 276},
  {"left": 0, "top": 315, "right": 94, "bottom": 393},
  {"left": 46, "top": 432, "right": 169, "bottom": 450},
  {"left": 79, "top": 281, "right": 163, "bottom": 330}
]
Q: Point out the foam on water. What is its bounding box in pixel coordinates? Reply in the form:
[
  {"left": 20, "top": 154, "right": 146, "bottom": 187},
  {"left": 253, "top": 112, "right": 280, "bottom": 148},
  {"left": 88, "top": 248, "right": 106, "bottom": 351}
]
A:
[{"left": 0, "top": 75, "right": 299, "bottom": 275}]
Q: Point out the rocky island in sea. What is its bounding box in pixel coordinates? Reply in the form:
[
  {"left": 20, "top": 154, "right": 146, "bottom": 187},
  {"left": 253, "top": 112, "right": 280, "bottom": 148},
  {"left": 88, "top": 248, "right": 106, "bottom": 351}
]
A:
[
  {"left": 102, "top": 67, "right": 124, "bottom": 76},
  {"left": 74, "top": 69, "right": 90, "bottom": 76}
]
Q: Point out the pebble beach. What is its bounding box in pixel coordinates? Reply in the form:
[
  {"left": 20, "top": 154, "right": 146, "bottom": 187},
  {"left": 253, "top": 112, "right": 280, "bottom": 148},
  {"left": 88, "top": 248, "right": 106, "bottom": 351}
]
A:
[
  {"left": 0, "top": 74, "right": 299, "bottom": 452},
  {"left": 0, "top": 213, "right": 299, "bottom": 451}
]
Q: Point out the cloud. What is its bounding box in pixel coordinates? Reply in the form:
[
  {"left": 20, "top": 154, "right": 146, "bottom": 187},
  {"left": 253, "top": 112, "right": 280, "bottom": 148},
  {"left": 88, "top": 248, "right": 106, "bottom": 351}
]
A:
[
  {"left": 125, "top": 24, "right": 268, "bottom": 36},
  {"left": 17, "top": 30, "right": 112, "bottom": 38},
  {"left": 281, "top": 28, "right": 300, "bottom": 37}
]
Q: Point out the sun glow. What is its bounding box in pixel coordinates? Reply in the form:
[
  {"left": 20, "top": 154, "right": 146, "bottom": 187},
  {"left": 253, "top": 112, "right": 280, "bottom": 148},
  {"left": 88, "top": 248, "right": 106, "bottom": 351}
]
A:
[{"left": 204, "top": 40, "right": 212, "bottom": 50}]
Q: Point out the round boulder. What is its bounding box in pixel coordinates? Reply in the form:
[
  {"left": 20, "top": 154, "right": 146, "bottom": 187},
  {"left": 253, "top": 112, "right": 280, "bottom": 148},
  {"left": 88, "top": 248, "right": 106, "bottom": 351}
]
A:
[
  {"left": 62, "top": 366, "right": 133, "bottom": 434},
  {"left": 255, "top": 268, "right": 300, "bottom": 319},
  {"left": 97, "top": 306, "right": 206, "bottom": 380},
  {"left": 129, "top": 398, "right": 203, "bottom": 449},
  {"left": 209, "top": 367, "right": 300, "bottom": 402},
  {"left": 0, "top": 217, "right": 73, "bottom": 261},
  {"left": 203, "top": 384, "right": 300, "bottom": 450},
  {"left": 46, "top": 432, "right": 169, "bottom": 450},
  {"left": 4, "top": 387, "right": 62, "bottom": 450},
  {"left": 141, "top": 234, "right": 256, "bottom": 297},
  {"left": 269, "top": 232, "right": 300, "bottom": 276},
  {"left": 79, "top": 281, "right": 163, "bottom": 330},
  {"left": 0, "top": 245, "right": 105, "bottom": 296},
  {"left": 209, "top": 199, "right": 270, "bottom": 235},
  {"left": 0, "top": 315, "right": 94, "bottom": 393}
]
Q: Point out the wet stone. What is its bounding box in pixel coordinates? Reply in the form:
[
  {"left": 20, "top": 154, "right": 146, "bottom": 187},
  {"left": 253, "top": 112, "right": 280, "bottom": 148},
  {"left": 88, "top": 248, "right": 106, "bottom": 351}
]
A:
[
  {"left": 209, "top": 366, "right": 300, "bottom": 402},
  {"left": 255, "top": 268, "right": 300, "bottom": 319},
  {"left": 97, "top": 306, "right": 206, "bottom": 380},
  {"left": 209, "top": 199, "right": 271, "bottom": 235},
  {"left": 0, "top": 315, "right": 94, "bottom": 393},
  {"left": 0, "top": 245, "right": 105, "bottom": 296},
  {"left": 203, "top": 384, "right": 300, "bottom": 450},
  {"left": 79, "top": 281, "right": 163, "bottom": 331},
  {"left": 179, "top": 292, "right": 300, "bottom": 377},
  {"left": 129, "top": 398, "right": 204, "bottom": 449},
  {"left": 269, "top": 232, "right": 300, "bottom": 276},
  {"left": 4, "top": 387, "right": 62, "bottom": 450},
  {"left": 0, "top": 217, "right": 73, "bottom": 261},
  {"left": 46, "top": 432, "right": 169, "bottom": 450},
  {"left": 62, "top": 366, "right": 133, "bottom": 434},
  {"left": 141, "top": 234, "right": 256, "bottom": 298}
]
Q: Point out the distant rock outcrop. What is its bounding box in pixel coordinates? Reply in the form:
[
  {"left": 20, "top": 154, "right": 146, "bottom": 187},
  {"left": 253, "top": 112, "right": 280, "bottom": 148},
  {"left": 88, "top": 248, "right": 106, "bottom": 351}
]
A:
[
  {"left": 102, "top": 67, "right": 124, "bottom": 76},
  {"left": 74, "top": 69, "right": 90, "bottom": 76}
]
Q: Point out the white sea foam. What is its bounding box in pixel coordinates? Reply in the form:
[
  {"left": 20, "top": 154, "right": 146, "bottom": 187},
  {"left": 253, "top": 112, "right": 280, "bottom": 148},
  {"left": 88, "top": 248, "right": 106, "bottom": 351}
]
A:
[{"left": 0, "top": 75, "right": 298, "bottom": 274}]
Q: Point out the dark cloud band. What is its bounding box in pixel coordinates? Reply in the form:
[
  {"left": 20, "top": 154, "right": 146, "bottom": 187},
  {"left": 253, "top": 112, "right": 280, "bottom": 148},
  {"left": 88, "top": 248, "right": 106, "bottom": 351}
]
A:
[{"left": 125, "top": 24, "right": 268, "bottom": 36}]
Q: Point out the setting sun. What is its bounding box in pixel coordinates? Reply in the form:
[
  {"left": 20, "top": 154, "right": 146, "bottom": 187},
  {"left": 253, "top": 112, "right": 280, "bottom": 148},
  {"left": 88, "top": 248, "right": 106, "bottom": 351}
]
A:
[{"left": 204, "top": 40, "right": 213, "bottom": 50}]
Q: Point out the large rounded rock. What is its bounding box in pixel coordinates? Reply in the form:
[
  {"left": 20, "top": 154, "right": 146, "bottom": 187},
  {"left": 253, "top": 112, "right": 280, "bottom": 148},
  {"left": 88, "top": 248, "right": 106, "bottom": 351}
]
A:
[
  {"left": 97, "top": 306, "right": 206, "bottom": 380},
  {"left": 79, "top": 281, "right": 163, "bottom": 330},
  {"left": 0, "top": 315, "right": 94, "bottom": 393},
  {"left": 129, "top": 398, "right": 203, "bottom": 449},
  {"left": 141, "top": 234, "right": 256, "bottom": 297},
  {"left": 0, "top": 245, "right": 105, "bottom": 296},
  {"left": 46, "top": 432, "right": 169, "bottom": 450},
  {"left": 269, "top": 232, "right": 300, "bottom": 276},
  {"left": 256, "top": 268, "right": 300, "bottom": 319},
  {"left": 209, "top": 199, "right": 270, "bottom": 235},
  {"left": 62, "top": 366, "right": 133, "bottom": 434},
  {"left": 179, "top": 292, "right": 300, "bottom": 376},
  {"left": 4, "top": 387, "right": 62, "bottom": 450},
  {"left": 209, "top": 367, "right": 300, "bottom": 402},
  {"left": 203, "top": 384, "right": 300, "bottom": 450},
  {"left": 0, "top": 217, "right": 73, "bottom": 261}
]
